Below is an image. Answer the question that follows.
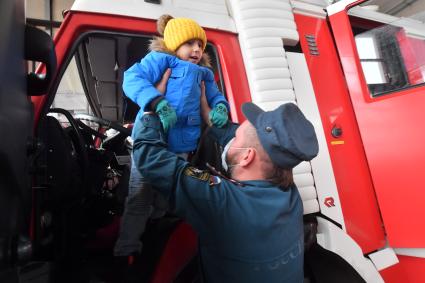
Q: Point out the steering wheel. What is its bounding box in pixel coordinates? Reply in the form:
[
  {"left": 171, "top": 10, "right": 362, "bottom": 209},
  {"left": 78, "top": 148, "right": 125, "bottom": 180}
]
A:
[
  {"left": 74, "top": 113, "right": 132, "bottom": 137},
  {"left": 49, "top": 108, "right": 90, "bottom": 181}
]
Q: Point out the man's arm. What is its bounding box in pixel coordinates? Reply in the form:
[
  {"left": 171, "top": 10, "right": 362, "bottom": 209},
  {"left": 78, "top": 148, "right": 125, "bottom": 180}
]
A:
[
  {"left": 201, "top": 67, "right": 229, "bottom": 110},
  {"left": 200, "top": 82, "right": 212, "bottom": 126},
  {"left": 207, "top": 121, "right": 239, "bottom": 147},
  {"left": 132, "top": 113, "right": 237, "bottom": 231},
  {"left": 132, "top": 114, "right": 183, "bottom": 195}
]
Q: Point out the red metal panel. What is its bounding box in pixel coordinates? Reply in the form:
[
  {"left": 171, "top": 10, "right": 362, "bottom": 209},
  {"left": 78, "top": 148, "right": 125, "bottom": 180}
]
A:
[
  {"left": 150, "top": 222, "right": 198, "bottom": 283},
  {"left": 294, "top": 14, "right": 385, "bottom": 253},
  {"left": 328, "top": 11, "right": 425, "bottom": 247},
  {"left": 31, "top": 12, "right": 251, "bottom": 124},
  {"left": 380, "top": 255, "right": 425, "bottom": 283},
  {"left": 207, "top": 30, "right": 251, "bottom": 123}
]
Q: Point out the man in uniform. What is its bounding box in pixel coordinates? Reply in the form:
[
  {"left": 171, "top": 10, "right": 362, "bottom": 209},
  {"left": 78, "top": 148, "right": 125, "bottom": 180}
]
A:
[{"left": 132, "top": 100, "right": 319, "bottom": 282}]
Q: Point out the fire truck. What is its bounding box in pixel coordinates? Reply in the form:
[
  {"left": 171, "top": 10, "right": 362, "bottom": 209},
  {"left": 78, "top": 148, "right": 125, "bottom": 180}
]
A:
[{"left": 1, "top": 0, "right": 425, "bottom": 282}]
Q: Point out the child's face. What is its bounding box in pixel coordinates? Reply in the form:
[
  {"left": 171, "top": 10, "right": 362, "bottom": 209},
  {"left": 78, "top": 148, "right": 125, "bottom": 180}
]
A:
[{"left": 176, "top": 39, "right": 204, "bottom": 64}]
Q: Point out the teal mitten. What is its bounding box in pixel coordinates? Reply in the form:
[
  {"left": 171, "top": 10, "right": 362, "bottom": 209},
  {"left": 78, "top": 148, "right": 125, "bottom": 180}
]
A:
[
  {"left": 209, "top": 103, "right": 228, "bottom": 128},
  {"left": 155, "top": 99, "right": 177, "bottom": 133}
]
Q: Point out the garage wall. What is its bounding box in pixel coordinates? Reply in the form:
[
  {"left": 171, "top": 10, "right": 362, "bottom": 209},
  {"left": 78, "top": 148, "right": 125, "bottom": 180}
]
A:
[
  {"left": 27, "top": 0, "right": 74, "bottom": 20},
  {"left": 397, "top": 1, "right": 425, "bottom": 18}
]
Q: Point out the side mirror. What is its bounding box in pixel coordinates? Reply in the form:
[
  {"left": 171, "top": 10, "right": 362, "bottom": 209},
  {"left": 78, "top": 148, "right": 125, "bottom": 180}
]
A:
[{"left": 25, "top": 25, "right": 57, "bottom": 96}]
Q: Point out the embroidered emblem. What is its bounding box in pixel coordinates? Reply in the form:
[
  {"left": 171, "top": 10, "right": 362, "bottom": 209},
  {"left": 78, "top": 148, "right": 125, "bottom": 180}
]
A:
[{"left": 184, "top": 167, "right": 210, "bottom": 181}]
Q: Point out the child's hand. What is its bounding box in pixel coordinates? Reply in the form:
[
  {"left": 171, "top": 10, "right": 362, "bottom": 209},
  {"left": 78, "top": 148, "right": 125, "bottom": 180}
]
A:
[
  {"left": 155, "top": 99, "right": 177, "bottom": 133},
  {"left": 209, "top": 103, "right": 228, "bottom": 128}
]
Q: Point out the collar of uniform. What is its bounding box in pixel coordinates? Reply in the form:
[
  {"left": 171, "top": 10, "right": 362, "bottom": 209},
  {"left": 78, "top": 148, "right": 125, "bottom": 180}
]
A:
[{"left": 240, "top": 180, "right": 275, "bottom": 188}]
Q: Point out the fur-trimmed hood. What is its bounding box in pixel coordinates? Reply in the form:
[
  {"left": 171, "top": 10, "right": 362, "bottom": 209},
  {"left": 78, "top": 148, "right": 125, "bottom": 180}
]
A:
[{"left": 149, "top": 37, "right": 212, "bottom": 68}]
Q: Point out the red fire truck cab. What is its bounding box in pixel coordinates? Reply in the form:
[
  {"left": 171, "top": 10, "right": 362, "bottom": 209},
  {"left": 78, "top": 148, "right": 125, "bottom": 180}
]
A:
[{"left": 2, "top": 0, "right": 425, "bottom": 282}]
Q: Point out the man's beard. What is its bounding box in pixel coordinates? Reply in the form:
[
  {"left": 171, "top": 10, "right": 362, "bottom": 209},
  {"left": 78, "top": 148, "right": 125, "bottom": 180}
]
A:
[{"left": 226, "top": 151, "right": 240, "bottom": 177}]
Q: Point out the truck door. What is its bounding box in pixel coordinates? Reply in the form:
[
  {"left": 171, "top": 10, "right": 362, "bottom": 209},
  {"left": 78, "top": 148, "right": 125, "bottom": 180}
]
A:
[
  {"left": 0, "top": 0, "right": 32, "bottom": 274},
  {"left": 328, "top": 0, "right": 425, "bottom": 249},
  {"left": 0, "top": 0, "right": 56, "bottom": 278}
]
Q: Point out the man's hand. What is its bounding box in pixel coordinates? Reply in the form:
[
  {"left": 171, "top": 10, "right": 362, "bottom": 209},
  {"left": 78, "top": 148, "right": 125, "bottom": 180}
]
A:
[
  {"left": 155, "top": 99, "right": 177, "bottom": 133},
  {"left": 156, "top": 68, "right": 171, "bottom": 94},
  {"left": 209, "top": 103, "right": 228, "bottom": 128},
  {"left": 150, "top": 68, "right": 175, "bottom": 132},
  {"left": 200, "top": 81, "right": 212, "bottom": 126}
]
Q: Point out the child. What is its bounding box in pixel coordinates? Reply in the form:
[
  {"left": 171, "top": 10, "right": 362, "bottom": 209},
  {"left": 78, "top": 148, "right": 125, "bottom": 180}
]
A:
[{"left": 114, "top": 15, "right": 229, "bottom": 257}]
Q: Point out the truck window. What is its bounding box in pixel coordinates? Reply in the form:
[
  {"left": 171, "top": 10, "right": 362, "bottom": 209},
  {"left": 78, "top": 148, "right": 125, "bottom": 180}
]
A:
[
  {"left": 51, "top": 32, "right": 225, "bottom": 126},
  {"left": 53, "top": 57, "right": 90, "bottom": 116},
  {"left": 351, "top": 18, "right": 425, "bottom": 97}
]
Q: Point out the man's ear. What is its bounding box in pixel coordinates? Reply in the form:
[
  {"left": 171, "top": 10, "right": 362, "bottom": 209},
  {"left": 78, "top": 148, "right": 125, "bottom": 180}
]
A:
[{"left": 239, "top": 148, "right": 256, "bottom": 167}]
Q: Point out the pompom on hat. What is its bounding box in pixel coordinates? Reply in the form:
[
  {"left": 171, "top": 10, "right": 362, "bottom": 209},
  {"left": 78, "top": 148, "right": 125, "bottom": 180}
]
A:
[{"left": 157, "top": 14, "right": 207, "bottom": 52}]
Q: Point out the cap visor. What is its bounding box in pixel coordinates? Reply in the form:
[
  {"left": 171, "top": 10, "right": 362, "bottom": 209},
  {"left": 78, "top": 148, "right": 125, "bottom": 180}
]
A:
[{"left": 242, "top": 102, "right": 264, "bottom": 125}]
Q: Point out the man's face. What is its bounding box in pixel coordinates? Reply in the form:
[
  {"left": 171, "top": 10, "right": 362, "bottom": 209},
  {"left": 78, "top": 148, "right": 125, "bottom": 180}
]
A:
[
  {"left": 232, "top": 121, "right": 250, "bottom": 148},
  {"left": 226, "top": 121, "right": 251, "bottom": 175},
  {"left": 176, "top": 39, "right": 204, "bottom": 64}
]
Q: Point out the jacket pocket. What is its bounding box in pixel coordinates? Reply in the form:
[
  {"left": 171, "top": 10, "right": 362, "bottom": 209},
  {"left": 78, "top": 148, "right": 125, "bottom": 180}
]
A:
[
  {"left": 182, "top": 114, "right": 201, "bottom": 145},
  {"left": 166, "top": 66, "right": 186, "bottom": 108},
  {"left": 170, "top": 67, "right": 185, "bottom": 78}
]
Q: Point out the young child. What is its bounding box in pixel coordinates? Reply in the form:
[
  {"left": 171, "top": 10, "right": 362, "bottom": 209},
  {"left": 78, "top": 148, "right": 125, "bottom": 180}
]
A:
[{"left": 114, "top": 15, "right": 229, "bottom": 257}]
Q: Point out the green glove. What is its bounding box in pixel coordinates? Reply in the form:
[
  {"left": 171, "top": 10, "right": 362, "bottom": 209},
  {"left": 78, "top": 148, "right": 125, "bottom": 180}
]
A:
[
  {"left": 209, "top": 103, "right": 228, "bottom": 128},
  {"left": 155, "top": 99, "right": 177, "bottom": 133}
]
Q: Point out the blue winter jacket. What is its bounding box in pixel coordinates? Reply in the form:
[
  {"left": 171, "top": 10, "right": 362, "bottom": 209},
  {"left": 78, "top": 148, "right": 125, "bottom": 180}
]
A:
[{"left": 123, "top": 51, "right": 229, "bottom": 153}]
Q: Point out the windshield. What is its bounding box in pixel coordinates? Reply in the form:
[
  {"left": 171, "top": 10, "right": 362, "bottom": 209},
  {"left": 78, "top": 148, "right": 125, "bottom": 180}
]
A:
[{"left": 348, "top": 0, "right": 425, "bottom": 96}]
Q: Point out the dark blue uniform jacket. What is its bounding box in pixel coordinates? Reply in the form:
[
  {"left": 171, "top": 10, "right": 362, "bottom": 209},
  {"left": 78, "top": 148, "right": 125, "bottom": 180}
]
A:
[{"left": 132, "top": 113, "right": 304, "bottom": 283}]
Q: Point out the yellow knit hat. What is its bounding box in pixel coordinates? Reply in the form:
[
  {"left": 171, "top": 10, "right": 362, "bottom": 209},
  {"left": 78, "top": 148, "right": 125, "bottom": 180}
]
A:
[{"left": 163, "top": 17, "right": 207, "bottom": 52}]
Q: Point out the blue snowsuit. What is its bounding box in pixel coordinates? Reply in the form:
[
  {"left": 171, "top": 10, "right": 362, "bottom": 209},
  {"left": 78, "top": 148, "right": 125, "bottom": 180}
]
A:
[{"left": 123, "top": 51, "right": 229, "bottom": 153}]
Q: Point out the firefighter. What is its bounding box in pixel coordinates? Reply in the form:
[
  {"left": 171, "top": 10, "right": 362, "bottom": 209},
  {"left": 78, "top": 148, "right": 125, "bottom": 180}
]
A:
[{"left": 131, "top": 98, "right": 319, "bottom": 282}]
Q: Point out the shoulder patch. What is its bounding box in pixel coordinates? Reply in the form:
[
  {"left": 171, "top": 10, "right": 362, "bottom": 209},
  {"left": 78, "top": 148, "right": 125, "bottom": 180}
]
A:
[{"left": 184, "top": 167, "right": 210, "bottom": 182}]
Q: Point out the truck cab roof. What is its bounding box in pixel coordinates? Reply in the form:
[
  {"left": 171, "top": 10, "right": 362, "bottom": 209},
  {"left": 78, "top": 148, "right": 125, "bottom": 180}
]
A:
[{"left": 71, "top": 0, "right": 237, "bottom": 32}]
